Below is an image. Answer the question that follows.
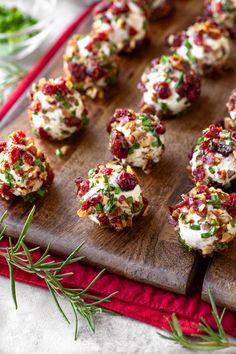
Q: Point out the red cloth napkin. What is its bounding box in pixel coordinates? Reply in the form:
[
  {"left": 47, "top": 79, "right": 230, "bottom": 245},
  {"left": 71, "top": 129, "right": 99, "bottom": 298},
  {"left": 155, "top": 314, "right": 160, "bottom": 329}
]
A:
[{"left": 0, "top": 239, "right": 235, "bottom": 337}]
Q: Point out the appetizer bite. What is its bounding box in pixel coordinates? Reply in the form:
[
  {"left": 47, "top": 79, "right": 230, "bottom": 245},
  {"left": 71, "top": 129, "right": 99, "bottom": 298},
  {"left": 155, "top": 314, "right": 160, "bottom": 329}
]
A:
[
  {"left": 92, "top": 0, "right": 148, "bottom": 53},
  {"left": 135, "top": 0, "right": 172, "bottom": 20},
  {"left": 224, "top": 87, "right": 236, "bottom": 131},
  {"left": 167, "top": 20, "right": 231, "bottom": 76},
  {"left": 0, "top": 131, "right": 54, "bottom": 201},
  {"left": 28, "top": 77, "right": 89, "bottom": 141},
  {"left": 76, "top": 161, "right": 148, "bottom": 231},
  {"left": 138, "top": 54, "right": 201, "bottom": 116},
  {"left": 189, "top": 124, "right": 236, "bottom": 188},
  {"left": 107, "top": 108, "right": 165, "bottom": 173},
  {"left": 169, "top": 184, "right": 236, "bottom": 255},
  {"left": 64, "top": 32, "right": 119, "bottom": 99},
  {"left": 204, "top": 0, "right": 236, "bottom": 35}
]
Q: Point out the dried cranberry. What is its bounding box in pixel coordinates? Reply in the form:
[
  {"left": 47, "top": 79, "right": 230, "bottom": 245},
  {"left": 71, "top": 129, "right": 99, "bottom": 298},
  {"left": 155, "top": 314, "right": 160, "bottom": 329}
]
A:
[
  {"left": 169, "top": 32, "right": 186, "bottom": 48},
  {"left": 75, "top": 177, "right": 90, "bottom": 197},
  {"left": 223, "top": 193, "right": 236, "bottom": 217},
  {"left": 216, "top": 143, "right": 233, "bottom": 157},
  {"left": 64, "top": 117, "right": 81, "bottom": 129},
  {"left": 174, "top": 200, "right": 189, "bottom": 210},
  {"left": 110, "top": 130, "right": 129, "bottom": 159},
  {"left": 23, "top": 153, "right": 34, "bottom": 165},
  {"left": 42, "top": 83, "right": 57, "bottom": 96},
  {"left": 155, "top": 122, "right": 166, "bottom": 135},
  {"left": 196, "top": 185, "right": 211, "bottom": 199},
  {"left": 0, "top": 142, "right": 6, "bottom": 152},
  {"left": 97, "top": 213, "right": 109, "bottom": 225},
  {"left": 115, "top": 108, "right": 136, "bottom": 122},
  {"left": 228, "top": 97, "right": 236, "bottom": 112},
  {"left": 0, "top": 184, "right": 12, "bottom": 198},
  {"left": 117, "top": 171, "right": 138, "bottom": 191},
  {"left": 68, "top": 62, "right": 86, "bottom": 81},
  {"left": 99, "top": 167, "right": 113, "bottom": 175},
  {"left": 193, "top": 31, "right": 204, "bottom": 46},
  {"left": 44, "top": 166, "right": 54, "bottom": 186},
  {"left": 232, "top": 132, "right": 236, "bottom": 141},
  {"left": 192, "top": 166, "right": 206, "bottom": 182},
  {"left": 38, "top": 127, "right": 50, "bottom": 140},
  {"left": 87, "top": 61, "right": 105, "bottom": 80},
  {"left": 128, "top": 26, "right": 138, "bottom": 36},
  {"left": 8, "top": 146, "right": 20, "bottom": 165},
  {"left": 154, "top": 82, "right": 171, "bottom": 99},
  {"left": 81, "top": 193, "right": 102, "bottom": 210},
  {"left": 11, "top": 131, "right": 26, "bottom": 145},
  {"left": 111, "top": 3, "right": 129, "bottom": 15},
  {"left": 204, "top": 125, "right": 221, "bottom": 139},
  {"left": 55, "top": 78, "right": 68, "bottom": 92},
  {"left": 215, "top": 2, "right": 223, "bottom": 13},
  {"left": 94, "top": 0, "right": 111, "bottom": 14},
  {"left": 176, "top": 73, "right": 201, "bottom": 103}
]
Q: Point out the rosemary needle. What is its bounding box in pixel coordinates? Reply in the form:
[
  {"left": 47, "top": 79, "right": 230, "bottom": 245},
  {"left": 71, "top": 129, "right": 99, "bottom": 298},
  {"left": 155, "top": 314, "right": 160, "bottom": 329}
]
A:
[{"left": 0, "top": 207, "right": 117, "bottom": 340}]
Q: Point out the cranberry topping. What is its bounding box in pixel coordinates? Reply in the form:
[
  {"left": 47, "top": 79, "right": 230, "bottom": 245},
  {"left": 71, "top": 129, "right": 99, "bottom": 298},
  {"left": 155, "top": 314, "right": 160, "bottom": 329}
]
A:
[
  {"left": 128, "top": 26, "right": 138, "bottom": 36},
  {"left": 87, "top": 60, "right": 106, "bottom": 80},
  {"left": 192, "top": 166, "right": 206, "bottom": 182},
  {"left": 42, "top": 83, "right": 57, "bottom": 96},
  {"left": 38, "top": 127, "right": 50, "bottom": 140},
  {"left": 81, "top": 193, "right": 102, "bottom": 211},
  {"left": 155, "top": 121, "right": 166, "bottom": 135},
  {"left": 97, "top": 213, "right": 109, "bottom": 225},
  {"left": 8, "top": 146, "right": 20, "bottom": 165},
  {"left": 44, "top": 167, "right": 55, "bottom": 187},
  {"left": 75, "top": 177, "right": 90, "bottom": 197},
  {"left": 0, "top": 184, "right": 12, "bottom": 198},
  {"left": 68, "top": 62, "right": 86, "bottom": 81},
  {"left": 111, "top": 3, "right": 129, "bottom": 15},
  {"left": 31, "top": 99, "right": 42, "bottom": 112},
  {"left": 99, "top": 167, "right": 113, "bottom": 175},
  {"left": 11, "top": 131, "right": 26, "bottom": 145},
  {"left": 64, "top": 117, "right": 81, "bottom": 129},
  {"left": 193, "top": 31, "right": 204, "bottom": 46},
  {"left": 228, "top": 97, "right": 236, "bottom": 112},
  {"left": 176, "top": 73, "right": 201, "bottom": 102},
  {"left": 170, "top": 32, "right": 187, "bottom": 48},
  {"left": 215, "top": 2, "right": 223, "bottom": 13},
  {"left": 223, "top": 193, "right": 236, "bottom": 217},
  {"left": 94, "top": 0, "right": 111, "bottom": 14},
  {"left": 232, "top": 132, "right": 236, "bottom": 141},
  {"left": 116, "top": 171, "right": 138, "bottom": 191},
  {"left": 204, "top": 125, "right": 221, "bottom": 139},
  {"left": 23, "top": 153, "right": 34, "bottom": 166},
  {"left": 110, "top": 130, "right": 129, "bottom": 159},
  {"left": 55, "top": 78, "right": 68, "bottom": 92},
  {"left": 0, "top": 142, "right": 7, "bottom": 152},
  {"left": 154, "top": 82, "right": 171, "bottom": 99}
]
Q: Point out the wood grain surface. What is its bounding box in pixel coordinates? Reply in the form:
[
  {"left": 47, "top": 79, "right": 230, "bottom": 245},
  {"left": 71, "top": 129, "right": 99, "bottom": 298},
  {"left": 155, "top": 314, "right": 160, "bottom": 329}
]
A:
[{"left": 1, "top": 1, "right": 236, "bottom": 299}]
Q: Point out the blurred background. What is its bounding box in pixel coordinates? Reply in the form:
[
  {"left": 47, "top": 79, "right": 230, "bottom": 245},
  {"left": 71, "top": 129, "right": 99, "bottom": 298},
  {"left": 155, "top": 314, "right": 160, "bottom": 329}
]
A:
[{"left": 0, "top": 0, "right": 89, "bottom": 105}]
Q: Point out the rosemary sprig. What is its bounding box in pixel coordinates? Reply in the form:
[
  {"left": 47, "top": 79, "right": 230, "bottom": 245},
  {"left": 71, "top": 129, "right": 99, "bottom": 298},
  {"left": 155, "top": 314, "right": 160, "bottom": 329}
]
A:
[
  {"left": 157, "top": 288, "right": 236, "bottom": 351},
  {"left": 0, "top": 206, "right": 117, "bottom": 340},
  {"left": 0, "top": 63, "right": 26, "bottom": 105}
]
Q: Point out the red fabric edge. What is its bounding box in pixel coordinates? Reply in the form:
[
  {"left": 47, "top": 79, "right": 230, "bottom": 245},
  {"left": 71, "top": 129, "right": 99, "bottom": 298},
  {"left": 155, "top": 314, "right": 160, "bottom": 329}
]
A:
[{"left": 0, "top": 3, "right": 95, "bottom": 122}]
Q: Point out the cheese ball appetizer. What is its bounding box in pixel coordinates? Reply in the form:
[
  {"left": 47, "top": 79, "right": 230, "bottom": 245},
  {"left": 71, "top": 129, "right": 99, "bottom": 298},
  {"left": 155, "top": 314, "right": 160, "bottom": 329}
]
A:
[
  {"left": 28, "top": 77, "right": 89, "bottom": 141},
  {"left": 64, "top": 32, "right": 119, "bottom": 99},
  {"left": 224, "top": 88, "right": 236, "bottom": 131},
  {"left": 76, "top": 161, "right": 148, "bottom": 231},
  {"left": 189, "top": 124, "right": 236, "bottom": 188},
  {"left": 0, "top": 131, "right": 54, "bottom": 201},
  {"left": 169, "top": 184, "right": 236, "bottom": 255},
  {"left": 107, "top": 108, "right": 165, "bottom": 173},
  {"left": 138, "top": 54, "right": 201, "bottom": 116},
  {"left": 205, "top": 0, "right": 236, "bottom": 35},
  {"left": 135, "top": 0, "right": 172, "bottom": 20},
  {"left": 167, "top": 20, "right": 231, "bottom": 76},
  {"left": 92, "top": 0, "right": 148, "bottom": 53}
]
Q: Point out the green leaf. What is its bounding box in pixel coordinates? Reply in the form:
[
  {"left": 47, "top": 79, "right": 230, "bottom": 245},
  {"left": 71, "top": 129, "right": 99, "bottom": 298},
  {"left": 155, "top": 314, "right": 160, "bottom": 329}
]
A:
[{"left": 7, "top": 260, "right": 17, "bottom": 309}]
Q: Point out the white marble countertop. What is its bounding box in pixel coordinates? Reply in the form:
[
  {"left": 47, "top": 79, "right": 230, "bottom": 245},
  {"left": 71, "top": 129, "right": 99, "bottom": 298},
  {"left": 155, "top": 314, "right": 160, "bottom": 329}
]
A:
[{"left": 0, "top": 1, "right": 235, "bottom": 353}]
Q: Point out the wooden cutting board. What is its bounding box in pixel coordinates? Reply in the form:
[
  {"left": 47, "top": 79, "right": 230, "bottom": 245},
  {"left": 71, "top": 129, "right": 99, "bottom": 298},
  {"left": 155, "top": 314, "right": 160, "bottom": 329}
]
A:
[{"left": 1, "top": 0, "right": 236, "bottom": 300}]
